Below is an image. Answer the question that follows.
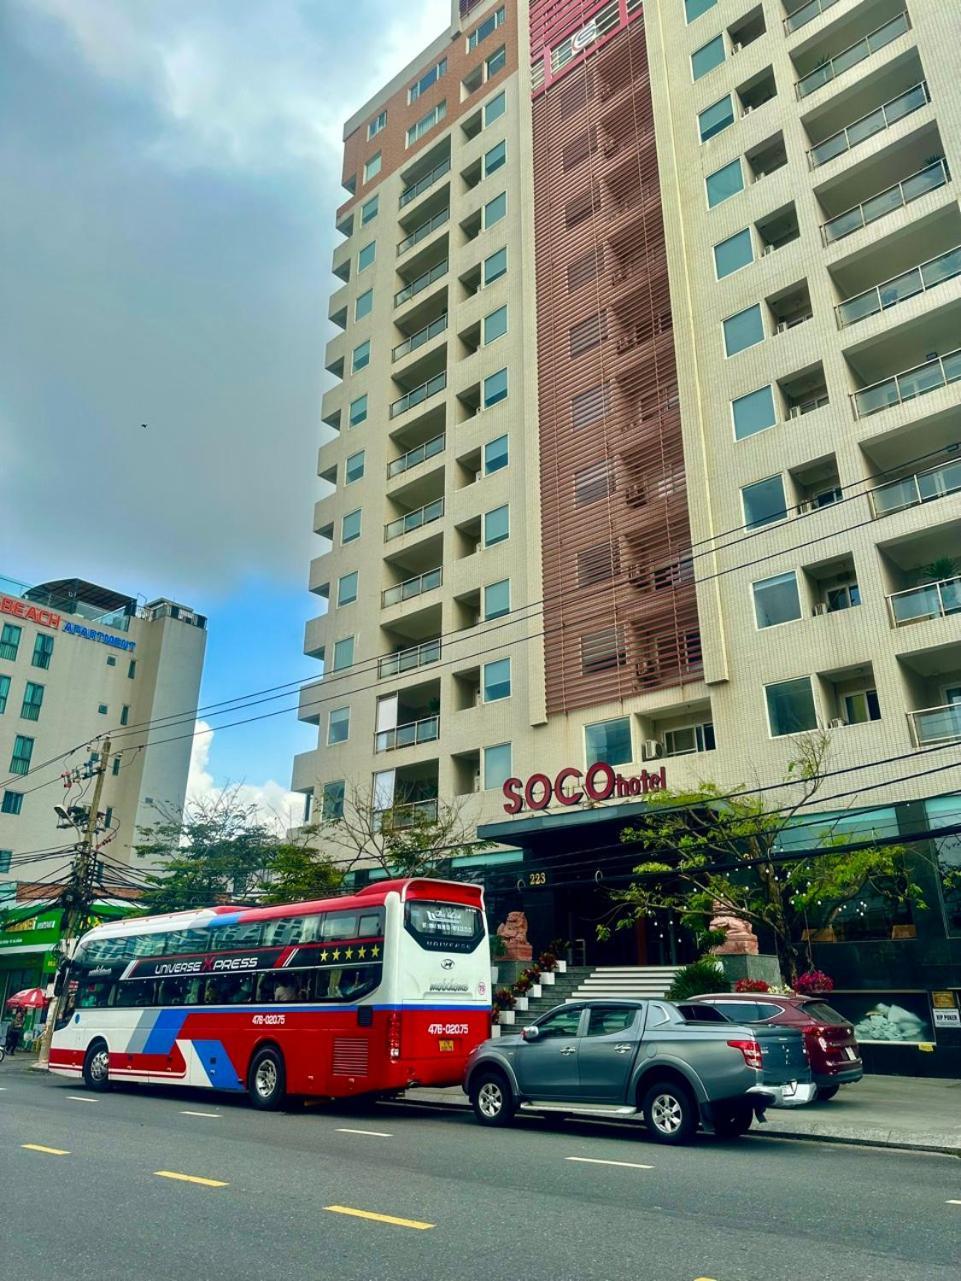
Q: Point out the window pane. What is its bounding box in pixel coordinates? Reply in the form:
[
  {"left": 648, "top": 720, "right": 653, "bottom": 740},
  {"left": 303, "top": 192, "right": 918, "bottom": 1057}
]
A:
[
  {"left": 355, "top": 289, "right": 373, "bottom": 320},
  {"left": 332, "top": 637, "right": 355, "bottom": 671},
  {"left": 692, "top": 35, "right": 725, "bottom": 80},
  {"left": 483, "top": 658, "right": 511, "bottom": 701},
  {"left": 0, "top": 675, "right": 9, "bottom": 714},
  {"left": 484, "top": 742, "right": 512, "bottom": 789},
  {"left": 358, "top": 242, "right": 375, "bottom": 271},
  {"left": 714, "top": 228, "right": 753, "bottom": 279},
  {"left": 485, "top": 89, "right": 505, "bottom": 124},
  {"left": 337, "top": 571, "right": 358, "bottom": 606},
  {"left": 484, "top": 505, "right": 509, "bottom": 545},
  {"left": 732, "top": 385, "right": 776, "bottom": 439},
  {"left": 585, "top": 718, "right": 631, "bottom": 767},
  {"left": 484, "top": 434, "right": 509, "bottom": 474},
  {"left": 699, "top": 95, "right": 734, "bottom": 142},
  {"left": 685, "top": 0, "right": 717, "bottom": 20},
  {"left": 484, "top": 192, "right": 506, "bottom": 226},
  {"left": 484, "top": 247, "right": 507, "bottom": 284},
  {"left": 766, "top": 678, "right": 817, "bottom": 736},
  {"left": 322, "top": 780, "right": 345, "bottom": 820},
  {"left": 753, "top": 572, "right": 801, "bottom": 628},
  {"left": 0, "top": 624, "right": 22, "bottom": 661},
  {"left": 343, "top": 509, "right": 361, "bottom": 542},
  {"left": 364, "top": 152, "right": 381, "bottom": 183},
  {"left": 483, "top": 368, "right": 508, "bottom": 407},
  {"left": 32, "top": 634, "right": 54, "bottom": 669},
  {"left": 349, "top": 394, "right": 368, "bottom": 427},
  {"left": 484, "top": 579, "right": 510, "bottom": 619},
  {"left": 361, "top": 195, "right": 379, "bottom": 224},
  {"left": 368, "top": 111, "right": 386, "bottom": 139},
  {"left": 484, "top": 140, "right": 506, "bottom": 175},
  {"left": 484, "top": 305, "right": 507, "bottom": 344},
  {"left": 328, "top": 707, "right": 350, "bottom": 745},
  {"left": 724, "top": 304, "right": 764, "bottom": 355},
  {"left": 707, "top": 159, "right": 744, "bottom": 208},
  {"left": 10, "top": 735, "right": 34, "bottom": 775},
  {"left": 345, "top": 450, "right": 365, "bottom": 483},
  {"left": 742, "top": 475, "right": 787, "bottom": 528},
  {"left": 352, "top": 340, "right": 370, "bottom": 372}
]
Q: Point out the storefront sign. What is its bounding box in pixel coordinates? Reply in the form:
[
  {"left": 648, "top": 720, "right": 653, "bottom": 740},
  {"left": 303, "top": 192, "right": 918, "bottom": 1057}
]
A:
[
  {"left": 932, "top": 991, "right": 960, "bottom": 1028},
  {"left": 502, "top": 763, "right": 667, "bottom": 815},
  {"left": 0, "top": 908, "right": 62, "bottom": 949},
  {"left": 1, "top": 595, "right": 61, "bottom": 630}
]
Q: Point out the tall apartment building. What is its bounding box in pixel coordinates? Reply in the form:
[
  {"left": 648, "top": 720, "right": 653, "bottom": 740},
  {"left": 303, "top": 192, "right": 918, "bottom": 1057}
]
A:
[{"left": 296, "top": 0, "right": 961, "bottom": 1068}]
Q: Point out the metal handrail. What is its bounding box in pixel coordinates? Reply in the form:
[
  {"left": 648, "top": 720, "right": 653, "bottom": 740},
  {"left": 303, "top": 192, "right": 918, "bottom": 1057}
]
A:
[
  {"left": 374, "top": 714, "right": 441, "bottom": 753},
  {"left": 389, "top": 371, "right": 447, "bottom": 419},
  {"left": 394, "top": 259, "right": 449, "bottom": 307},
  {"left": 377, "top": 639, "right": 443, "bottom": 679},
  {"left": 796, "top": 12, "right": 909, "bottom": 99},
  {"left": 392, "top": 314, "right": 448, "bottom": 361},
  {"left": 784, "top": 0, "right": 841, "bottom": 35},
  {"left": 853, "top": 347, "right": 961, "bottom": 419},
  {"left": 887, "top": 576, "right": 961, "bottom": 628},
  {"left": 907, "top": 702, "right": 961, "bottom": 747},
  {"left": 399, "top": 156, "right": 451, "bottom": 208},
  {"left": 382, "top": 567, "right": 443, "bottom": 607},
  {"left": 387, "top": 432, "right": 445, "bottom": 479},
  {"left": 808, "top": 81, "right": 929, "bottom": 169},
  {"left": 821, "top": 158, "right": 950, "bottom": 246},
  {"left": 837, "top": 245, "right": 961, "bottom": 328},
  {"left": 869, "top": 457, "right": 961, "bottom": 516},
  {"left": 397, "top": 208, "right": 450, "bottom": 255},
  {"left": 384, "top": 497, "right": 445, "bottom": 541}
]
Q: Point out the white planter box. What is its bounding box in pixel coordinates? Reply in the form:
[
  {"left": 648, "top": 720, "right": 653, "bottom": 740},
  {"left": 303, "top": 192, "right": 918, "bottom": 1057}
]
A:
[
  {"left": 492, "top": 1024, "right": 501, "bottom": 1038},
  {"left": 514, "top": 995, "right": 529, "bottom": 1011},
  {"left": 541, "top": 971, "right": 556, "bottom": 985},
  {"left": 499, "top": 1009, "right": 516, "bottom": 1025},
  {"left": 555, "top": 959, "right": 567, "bottom": 974},
  {"left": 530, "top": 984, "right": 542, "bottom": 999},
  {"left": 490, "top": 965, "right": 499, "bottom": 985}
]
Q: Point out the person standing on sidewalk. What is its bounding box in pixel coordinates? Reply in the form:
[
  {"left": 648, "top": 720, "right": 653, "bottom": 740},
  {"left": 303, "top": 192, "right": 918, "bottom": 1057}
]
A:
[{"left": 4, "top": 1009, "right": 25, "bottom": 1055}]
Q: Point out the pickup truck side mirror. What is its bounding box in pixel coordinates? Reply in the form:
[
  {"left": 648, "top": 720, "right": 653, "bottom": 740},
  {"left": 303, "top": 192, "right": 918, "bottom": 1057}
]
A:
[{"left": 521, "top": 1025, "right": 540, "bottom": 1043}]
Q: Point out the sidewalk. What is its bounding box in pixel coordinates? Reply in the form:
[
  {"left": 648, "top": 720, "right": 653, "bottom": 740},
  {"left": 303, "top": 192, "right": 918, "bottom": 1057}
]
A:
[{"left": 403, "top": 1076, "right": 961, "bottom": 1155}]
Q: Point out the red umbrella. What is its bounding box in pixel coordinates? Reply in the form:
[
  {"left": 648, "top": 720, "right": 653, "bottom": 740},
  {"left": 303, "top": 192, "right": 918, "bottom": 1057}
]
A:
[{"left": 5, "top": 987, "right": 49, "bottom": 1009}]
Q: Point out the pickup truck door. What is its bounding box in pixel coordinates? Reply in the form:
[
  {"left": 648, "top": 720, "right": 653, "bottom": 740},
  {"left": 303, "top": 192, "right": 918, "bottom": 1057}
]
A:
[
  {"left": 513, "top": 1005, "right": 585, "bottom": 1099},
  {"left": 577, "top": 1005, "right": 643, "bottom": 1103}
]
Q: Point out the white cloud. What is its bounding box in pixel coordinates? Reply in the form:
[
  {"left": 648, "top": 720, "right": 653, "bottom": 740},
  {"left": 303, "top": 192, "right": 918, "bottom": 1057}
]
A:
[{"left": 187, "top": 720, "right": 304, "bottom": 833}]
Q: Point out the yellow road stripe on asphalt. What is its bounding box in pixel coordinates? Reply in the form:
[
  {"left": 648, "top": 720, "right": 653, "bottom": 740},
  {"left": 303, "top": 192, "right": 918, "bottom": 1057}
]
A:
[
  {"left": 154, "top": 1170, "right": 228, "bottom": 1187},
  {"left": 22, "top": 1144, "right": 70, "bottom": 1156},
  {"left": 325, "top": 1205, "right": 434, "bottom": 1230},
  {"left": 694, "top": 1276, "right": 720, "bottom": 1280},
  {"left": 565, "top": 1156, "right": 654, "bottom": 1170}
]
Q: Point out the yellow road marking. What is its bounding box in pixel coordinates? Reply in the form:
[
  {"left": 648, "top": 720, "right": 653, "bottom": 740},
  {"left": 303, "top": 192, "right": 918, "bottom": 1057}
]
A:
[
  {"left": 565, "top": 1156, "right": 653, "bottom": 1170},
  {"left": 154, "top": 1170, "right": 228, "bottom": 1187},
  {"left": 22, "top": 1144, "right": 69, "bottom": 1156},
  {"left": 324, "top": 1205, "right": 434, "bottom": 1230},
  {"left": 694, "top": 1276, "right": 720, "bottom": 1280}
]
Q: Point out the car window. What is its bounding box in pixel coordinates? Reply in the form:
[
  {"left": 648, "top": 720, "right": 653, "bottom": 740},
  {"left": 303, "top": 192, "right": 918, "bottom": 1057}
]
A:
[
  {"left": 535, "top": 1007, "right": 583, "bottom": 1039},
  {"left": 710, "top": 1000, "right": 760, "bottom": 1022},
  {"left": 802, "top": 1001, "right": 849, "bottom": 1025},
  {"left": 586, "top": 1006, "right": 636, "bottom": 1037},
  {"left": 754, "top": 1003, "right": 783, "bottom": 1021},
  {"left": 646, "top": 1002, "right": 673, "bottom": 1027},
  {"left": 678, "top": 1003, "right": 727, "bottom": 1023}
]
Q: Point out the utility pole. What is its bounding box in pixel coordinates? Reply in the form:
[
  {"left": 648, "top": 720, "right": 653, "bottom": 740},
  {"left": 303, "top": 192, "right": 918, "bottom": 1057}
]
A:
[{"left": 36, "top": 737, "right": 111, "bottom": 1070}]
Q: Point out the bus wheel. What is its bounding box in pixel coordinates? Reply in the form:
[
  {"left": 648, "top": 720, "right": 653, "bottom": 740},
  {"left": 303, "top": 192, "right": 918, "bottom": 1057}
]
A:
[
  {"left": 470, "top": 1071, "right": 515, "bottom": 1127},
  {"left": 248, "top": 1046, "right": 286, "bottom": 1111},
  {"left": 82, "top": 1040, "right": 111, "bottom": 1092}
]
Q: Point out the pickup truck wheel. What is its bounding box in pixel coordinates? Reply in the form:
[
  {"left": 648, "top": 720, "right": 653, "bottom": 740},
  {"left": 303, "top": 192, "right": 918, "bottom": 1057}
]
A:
[
  {"left": 470, "top": 1071, "right": 515, "bottom": 1128},
  {"left": 642, "top": 1080, "right": 697, "bottom": 1145},
  {"left": 816, "top": 1085, "right": 839, "bottom": 1102},
  {"left": 713, "top": 1100, "right": 754, "bottom": 1138}
]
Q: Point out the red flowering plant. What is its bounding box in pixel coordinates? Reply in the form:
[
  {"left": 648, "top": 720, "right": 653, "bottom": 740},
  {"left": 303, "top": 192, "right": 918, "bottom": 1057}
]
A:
[
  {"left": 520, "top": 965, "right": 542, "bottom": 987},
  {"left": 734, "top": 978, "right": 770, "bottom": 993},
  {"left": 494, "top": 987, "right": 516, "bottom": 1011},
  {"left": 794, "top": 969, "right": 834, "bottom": 995},
  {"left": 537, "top": 951, "right": 558, "bottom": 973},
  {"left": 513, "top": 973, "right": 533, "bottom": 996}
]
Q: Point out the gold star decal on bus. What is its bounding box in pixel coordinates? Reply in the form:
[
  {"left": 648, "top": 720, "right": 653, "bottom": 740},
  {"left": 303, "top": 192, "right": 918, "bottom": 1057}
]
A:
[
  {"left": 370, "top": 945, "right": 380, "bottom": 958},
  {"left": 320, "top": 950, "right": 329, "bottom": 962},
  {"left": 331, "top": 949, "right": 341, "bottom": 961},
  {"left": 357, "top": 946, "right": 366, "bottom": 959},
  {"left": 344, "top": 947, "right": 354, "bottom": 960}
]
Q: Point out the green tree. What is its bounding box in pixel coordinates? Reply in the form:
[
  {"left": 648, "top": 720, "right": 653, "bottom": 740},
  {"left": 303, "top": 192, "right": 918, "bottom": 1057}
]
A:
[{"left": 257, "top": 841, "right": 342, "bottom": 905}]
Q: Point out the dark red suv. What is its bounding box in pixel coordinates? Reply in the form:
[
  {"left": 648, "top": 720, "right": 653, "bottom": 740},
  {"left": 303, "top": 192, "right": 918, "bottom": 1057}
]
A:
[{"left": 687, "top": 994, "right": 863, "bottom": 1100}]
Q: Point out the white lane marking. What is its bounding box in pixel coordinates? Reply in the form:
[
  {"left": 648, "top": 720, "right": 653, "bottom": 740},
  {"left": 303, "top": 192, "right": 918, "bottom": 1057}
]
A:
[
  {"left": 180, "top": 1110, "right": 222, "bottom": 1118},
  {"left": 947, "top": 1199, "right": 961, "bottom": 1206},
  {"left": 67, "top": 1096, "right": 99, "bottom": 1104},
  {"left": 337, "top": 1127, "right": 393, "bottom": 1138},
  {"left": 565, "top": 1156, "right": 654, "bottom": 1170}
]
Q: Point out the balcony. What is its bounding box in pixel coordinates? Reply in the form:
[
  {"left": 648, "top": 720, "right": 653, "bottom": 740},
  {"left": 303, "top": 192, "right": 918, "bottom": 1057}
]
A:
[
  {"left": 796, "top": 11, "right": 910, "bottom": 101},
  {"left": 869, "top": 457, "right": 961, "bottom": 517},
  {"left": 375, "top": 797, "right": 440, "bottom": 830},
  {"left": 908, "top": 702, "right": 961, "bottom": 747},
  {"left": 374, "top": 714, "right": 440, "bottom": 753},
  {"left": 381, "top": 566, "right": 443, "bottom": 608},
  {"left": 398, "top": 208, "right": 449, "bottom": 256},
  {"left": 384, "top": 497, "right": 445, "bottom": 542},
  {"left": 837, "top": 246, "right": 961, "bottom": 329},
  {"left": 784, "top": 0, "right": 842, "bottom": 35},
  {"left": 853, "top": 348, "right": 961, "bottom": 419},
  {"left": 387, "top": 433, "right": 445, "bottom": 479},
  {"left": 807, "top": 81, "right": 929, "bottom": 170},
  {"left": 821, "top": 157, "right": 950, "bottom": 246},
  {"left": 393, "top": 314, "right": 448, "bottom": 362},
  {"left": 888, "top": 576, "right": 961, "bottom": 628},
  {"left": 395, "top": 259, "right": 448, "bottom": 308},
  {"left": 390, "top": 372, "right": 447, "bottom": 420},
  {"left": 378, "top": 638, "right": 442, "bottom": 680},
  {"left": 399, "top": 156, "right": 451, "bottom": 208}
]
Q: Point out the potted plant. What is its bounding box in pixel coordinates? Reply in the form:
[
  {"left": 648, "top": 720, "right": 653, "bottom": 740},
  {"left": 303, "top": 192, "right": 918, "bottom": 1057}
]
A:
[
  {"left": 494, "top": 987, "right": 517, "bottom": 1024},
  {"left": 512, "top": 972, "right": 533, "bottom": 1010},
  {"left": 520, "top": 965, "right": 542, "bottom": 999},
  {"left": 548, "top": 939, "right": 569, "bottom": 973},
  {"left": 538, "top": 951, "right": 558, "bottom": 984},
  {"left": 794, "top": 969, "right": 834, "bottom": 995}
]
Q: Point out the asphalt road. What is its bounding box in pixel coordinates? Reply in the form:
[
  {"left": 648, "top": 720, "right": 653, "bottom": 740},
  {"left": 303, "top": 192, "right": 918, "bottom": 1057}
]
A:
[{"left": 1, "top": 1065, "right": 959, "bottom": 1281}]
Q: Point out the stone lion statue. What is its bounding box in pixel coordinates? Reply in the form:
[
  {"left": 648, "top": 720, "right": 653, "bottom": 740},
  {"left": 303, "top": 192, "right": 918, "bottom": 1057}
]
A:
[
  {"left": 709, "top": 902, "right": 759, "bottom": 956},
  {"left": 496, "top": 911, "right": 533, "bottom": 961}
]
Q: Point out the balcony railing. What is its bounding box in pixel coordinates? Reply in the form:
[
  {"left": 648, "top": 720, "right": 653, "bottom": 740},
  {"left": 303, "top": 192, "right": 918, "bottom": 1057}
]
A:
[
  {"left": 398, "top": 208, "right": 450, "bottom": 255},
  {"left": 869, "top": 458, "right": 961, "bottom": 517},
  {"left": 796, "top": 12, "right": 910, "bottom": 100},
  {"left": 382, "top": 566, "right": 442, "bottom": 607},
  {"left": 384, "top": 497, "right": 445, "bottom": 541},
  {"left": 908, "top": 702, "right": 961, "bottom": 747},
  {"left": 808, "top": 81, "right": 930, "bottom": 170},
  {"left": 394, "top": 260, "right": 449, "bottom": 307},
  {"left": 887, "top": 576, "right": 961, "bottom": 627},
  {"left": 392, "top": 314, "right": 448, "bottom": 361},
  {"left": 837, "top": 246, "right": 961, "bottom": 328},
  {"left": 784, "top": 0, "right": 841, "bottom": 35},
  {"left": 821, "top": 158, "right": 950, "bottom": 246},
  {"left": 374, "top": 714, "right": 440, "bottom": 753},
  {"left": 373, "top": 797, "right": 440, "bottom": 830},
  {"left": 853, "top": 347, "right": 961, "bottom": 418},
  {"left": 399, "top": 157, "right": 451, "bottom": 208},
  {"left": 389, "top": 371, "right": 447, "bottom": 419},
  {"left": 377, "top": 639, "right": 442, "bottom": 679},
  {"left": 387, "top": 432, "right": 445, "bottom": 478}
]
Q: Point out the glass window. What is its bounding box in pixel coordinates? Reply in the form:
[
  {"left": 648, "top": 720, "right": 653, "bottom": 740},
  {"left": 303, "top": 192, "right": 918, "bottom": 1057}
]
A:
[
  {"left": 363, "top": 152, "right": 381, "bottom": 183},
  {"left": 20, "top": 682, "right": 43, "bottom": 722},
  {"left": 928, "top": 795, "right": 961, "bottom": 938},
  {"left": 724, "top": 304, "right": 764, "bottom": 355},
  {"left": 468, "top": 6, "right": 505, "bottom": 51},
  {"left": 483, "top": 368, "right": 508, "bottom": 407},
  {"left": 107, "top": 656, "right": 116, "bottom": 667},
  {"left": 352, "top": 340, "right": 370, "bottom": 372},
  {"left": 484, "top": 247, "right": 507, "bottom": 285},
  {"left": 112, "top": 756, "right": 120, "bottom": 776},
  {"left": 322, "top": 780, "right": 345, "bottom": 820},
  {"left": 358, "top": 242, "right": 375, "bottom": 271},
  {"left": 663, "top": 722, "right": 716, "bottom": 756},
  {"left": 484, "top": 305, "right": 507, "bottom": 344},
  {"left": 753, "top": 571, "right": 802, "bottom": 628},
  {"left": 587, "top": 1006, "right": 636, "bottom": 1036},
  {"left": 742, "top": 475, "right": 787, "bottom": 528},
  {"left": 332, "top": 637, "right": 355, "bottom": 672},
  {"left": 484, "top": 434, "right": 509, "bottom": 474},
  {"left": 345, "top": 450, "right": 365, "bottom": 483},
  {"left": 484, "top": 91, "right": 506, "bottom": 129},
  {"left": 844, "top": 689, "right": 881, "bottom": 724},
  {"left": 0, "top": 674, "right": 9, "bottom": 714},
  {"left": 0, "top": 849, "right": 10, "bottom": 873},
  {"left": 585, "top": 717, "right": 632, "bottom": 767},
  {"left": 732, "top": 385, "right": 776, "bottom": 440},
  {"left": 128, "top": 660, "right": 136, "bottom": 679},
  {"left": 10, "top": 735, "right": 34, "bottom": 776},
  {"left": 368, "top": 111, "right": 386, "bottom": 140},
  {"left": 692, "top": 35, "right": 725, "bottom": 80},
  {"left": 714, "top": 228, "right": 753, "bottom": 279},
  {"left": 337, "top": 571, "right": 358, "bottom": 606},
  {"left": 32, "top": 634, "right": 54, "bottom": 669},
  {"left": 0, "top": 624, "right": 22, "bottom": 662},
  {"left": 407, "top": 101, "right": 447, "bottom": 147},
  {"left": 484, "top": 191, "right": 506, "bottom": 227},
  {"left": 1, "top": 791, "right": 24, "bottom": 815},
  {"left": 484, "top": 742, "right": 512, "bottom": 789},
  {"left": 349, "top": 394, "right": 368, "bottom": 427},
  {"left": 484, "top": 140, "right": 506, "bottom": 176},
  {"left": 327, "top": 707, "right": 350, "bottom": 746},
  {"left": 483, "top": 657, "right": 511, "bottom": 702},
  {"left": 98, "top": 704, "right": 108, "bottom": 715},
  {"left": 484, "top": 579, "right": 510, "bottom": 620},
  {"left": 120, "top": 704, "right": 130, "bottom": 726},
  {"left": 535, "top": 1006, "right": 582, "bottom": 1038},
  {"left": 361, "top": 195, "right": 379, "bottom": 225},
  {"left": 685, "top": 0, "right": 717, "bottom": 20},
  {"left": 484, "top": 504, "right": 509, "bottom": 546},
  {"left": 342, "top": 509, "right": 362, "bottom": 543},
  {"left": 355, "top": 289, "right": 373, "bottom": 320},
  {"left": 486, "top": 46, "right": 506, "bottom": 79},
  {"left": 409, "top": 58, "right": 447, "bottom": 103},
  {"left": 699, "top": 95, "right": 734, "bottom": 142},
  {"left": 766, "top": 677, "right": 818, "bottom": 736},
  {"left": 707, "top": 158, "right": 744, "bottom": 208}
]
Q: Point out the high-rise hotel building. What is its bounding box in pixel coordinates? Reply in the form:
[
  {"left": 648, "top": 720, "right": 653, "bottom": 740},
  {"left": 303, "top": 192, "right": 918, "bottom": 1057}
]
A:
[{"left": 296, "top": 0, "right": 961, "bottom": 1062}]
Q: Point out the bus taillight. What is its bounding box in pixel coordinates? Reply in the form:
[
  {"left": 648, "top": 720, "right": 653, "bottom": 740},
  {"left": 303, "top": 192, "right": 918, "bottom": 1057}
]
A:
[{"left": 387, "top": 1010, "right": 402, "bottom": 1060}]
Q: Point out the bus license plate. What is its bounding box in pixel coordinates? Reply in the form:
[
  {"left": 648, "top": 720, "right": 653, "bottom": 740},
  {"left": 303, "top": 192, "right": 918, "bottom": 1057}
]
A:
[{"left": 438, "top": 1038, "right": 455, "bottom": 1052}]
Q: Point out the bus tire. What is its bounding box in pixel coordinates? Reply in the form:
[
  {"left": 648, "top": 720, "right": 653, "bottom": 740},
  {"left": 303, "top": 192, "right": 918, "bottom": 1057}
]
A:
[
  {"left": 248, "top": 1045, "right": 286, "bottom": 1111},
  {"left": 82, "top": 1040, "right": 111, "bottom": 1092},
  {"left": 470, "top": 1070, "right": 515, "bottom": 1128}
]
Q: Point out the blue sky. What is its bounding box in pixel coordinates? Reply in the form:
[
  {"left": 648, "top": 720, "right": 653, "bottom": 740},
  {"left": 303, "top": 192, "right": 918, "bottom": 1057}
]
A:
[{"left": 0, "top": 0, "right": 449, "bottom": 812}]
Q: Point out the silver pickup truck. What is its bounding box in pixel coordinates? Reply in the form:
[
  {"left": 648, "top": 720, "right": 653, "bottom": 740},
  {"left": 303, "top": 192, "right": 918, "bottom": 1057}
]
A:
[{"left": 464, "top": 998, "right": 815, "bottom": 1144}]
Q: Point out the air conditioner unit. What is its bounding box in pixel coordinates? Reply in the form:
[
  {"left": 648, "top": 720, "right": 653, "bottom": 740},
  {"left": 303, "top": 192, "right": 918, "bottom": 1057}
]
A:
[
  {"left": 762, "top": 243, "right": 775, "bottom": 256},
  {"left": 813, "top": 602, "right": 829, "bottom": 616},
  {"left": 828, "top": 717, "right": 846, "bottom": 729},
  {"left": 732, "top": 42, "right": 743, "bottom": 53},
  {"left": 744, "top": 105, "right": 754, "bottom": 115},
  {"left": 641, "top": 739, "right": 662, "bottom": 761},
  {"left": 777, "top": 320, "right": 789, "bottom": 333},
  {"left": 788, "top": 405, "right": 802, "bottom": 419},
  {"left": 798, "top": 500, "right": 817, "bottom": 513}
]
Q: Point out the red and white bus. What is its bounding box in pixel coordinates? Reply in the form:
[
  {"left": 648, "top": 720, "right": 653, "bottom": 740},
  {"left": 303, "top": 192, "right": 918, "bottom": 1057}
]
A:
[{"left": 49, "top": 878, "right": 490, "bottom": 1109}]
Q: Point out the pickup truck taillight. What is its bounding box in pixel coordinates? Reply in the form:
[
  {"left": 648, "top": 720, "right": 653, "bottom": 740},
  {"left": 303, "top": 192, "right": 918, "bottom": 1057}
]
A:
[{"left": 727, "top": 1038, "right": 763, "bottom": 1069}]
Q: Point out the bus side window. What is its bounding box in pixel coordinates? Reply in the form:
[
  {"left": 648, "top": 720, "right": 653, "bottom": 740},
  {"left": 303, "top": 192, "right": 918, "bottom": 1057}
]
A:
[
  {"left": 358, "top": 911, "right": 383, "bottom": 938},
  {"left": 322, "top": 912, "right": 358, "bottom": 941}
]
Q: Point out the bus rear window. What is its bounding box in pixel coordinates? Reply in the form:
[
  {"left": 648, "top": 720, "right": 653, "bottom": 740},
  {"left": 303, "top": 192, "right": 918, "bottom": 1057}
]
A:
[{"left": 405, "top": 901, "right": 483, "bottom": 952}]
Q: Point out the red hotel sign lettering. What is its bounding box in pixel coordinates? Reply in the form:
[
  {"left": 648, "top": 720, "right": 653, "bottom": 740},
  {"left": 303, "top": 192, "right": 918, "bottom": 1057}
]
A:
[
  {"left": 502, "top": 763, "right": 667, "bottom": 815},
  {"left": 1, "top": 595, "right": 62, "bottom": 631}
]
